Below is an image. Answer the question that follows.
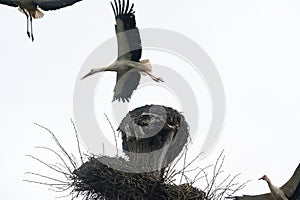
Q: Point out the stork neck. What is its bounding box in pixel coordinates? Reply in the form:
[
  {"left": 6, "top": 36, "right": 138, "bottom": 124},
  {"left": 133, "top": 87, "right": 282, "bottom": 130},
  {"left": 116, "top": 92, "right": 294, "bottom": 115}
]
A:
[
  {"left": 264, "top": 176, "right": 271, "bottom": 184},
  {"left": 265, "top": 176, "right": 274, "bottom": 188},
  {"left": 93, "top": 66, "right": 113, "bottom": 73},
  {"left": 264, "top": 177, "right": 280, "bottom": 197},
  {"left": 106, "top": 63, "right": 119, "bottom": 71}
]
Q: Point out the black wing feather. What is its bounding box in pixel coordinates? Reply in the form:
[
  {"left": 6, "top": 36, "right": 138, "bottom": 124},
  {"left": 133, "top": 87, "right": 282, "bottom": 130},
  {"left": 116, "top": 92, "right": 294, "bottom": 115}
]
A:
[
  {"left": 124, "top": 0, "right": 129, "bottom": 13},
  {"left": 0, "top": 0, "right": 17, "bottom": 7},
  {"left": 281, "top": 164, "right": 300, "bottom": 199},
  {"left": 111, "top": 1, "right": 117, "bottom": 17},
  {"left": 121, "top": 0, "right": 125, "bottom": 14},
  {"left": 113, "top": 70, "right": 141, "bottom": 102},
  {"left": 289, "top": 181, "right": 300, "bottom": 200},
  {"left": 113, "top": 0, "right": 118, "bottom": 15},
  {"left": 118, "top": 0, "right": 121, "bottom": 15},
  {"left": 33, "top": 0, "right": 81, "bottom": 11},
  {"left": 111, "top": 0, "right": 142, "bottom": 61}
]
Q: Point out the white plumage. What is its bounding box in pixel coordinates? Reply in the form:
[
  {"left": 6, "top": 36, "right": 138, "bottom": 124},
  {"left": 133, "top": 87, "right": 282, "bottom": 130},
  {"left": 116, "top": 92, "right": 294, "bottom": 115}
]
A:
[
  {"left": 0, "top": 0, "right": 82, "bottom": 41},
  {"left": 229, "top": 164, "right": 300, "bottom": 200},
  {"left": 81, "top": 0, "right": 163, "bottom": 102}
]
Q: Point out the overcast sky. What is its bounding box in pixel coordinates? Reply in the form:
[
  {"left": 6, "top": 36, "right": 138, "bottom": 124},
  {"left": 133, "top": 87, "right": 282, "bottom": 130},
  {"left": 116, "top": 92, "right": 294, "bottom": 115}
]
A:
[{"left": 1, "top": 0, "right": 300, "bottom": 199}]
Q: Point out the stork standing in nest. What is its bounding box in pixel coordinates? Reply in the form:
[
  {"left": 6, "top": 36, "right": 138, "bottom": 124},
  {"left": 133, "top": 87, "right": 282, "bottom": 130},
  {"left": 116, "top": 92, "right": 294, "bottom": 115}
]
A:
[
  {"left": 81, "top": 0, "right": 163, "bottom": 102},
  {"left": 0, "top": 0, "right": 82, "bottom": 41}
]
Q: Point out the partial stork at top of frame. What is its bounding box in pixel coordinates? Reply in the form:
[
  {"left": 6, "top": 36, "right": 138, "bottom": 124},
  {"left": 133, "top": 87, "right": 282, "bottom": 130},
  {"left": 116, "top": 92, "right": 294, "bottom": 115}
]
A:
[
  {"left": 81, "top": 0, "right": 163, "bottom": 102},
  {"left": 0, "top": 0, "right": 82, "bottom": 41}
]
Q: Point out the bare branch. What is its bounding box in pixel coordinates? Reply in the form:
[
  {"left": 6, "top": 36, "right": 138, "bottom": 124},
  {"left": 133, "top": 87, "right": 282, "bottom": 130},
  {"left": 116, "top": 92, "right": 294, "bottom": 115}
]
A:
[
  {"left": 70, "top": 119, "right": 84, "bottom": 164},
  {"left": 34, "top": 123, "right": 77, "bottom": 169},
  {"left": 104, "top": 113, "right": 119, "bottom": 156}
]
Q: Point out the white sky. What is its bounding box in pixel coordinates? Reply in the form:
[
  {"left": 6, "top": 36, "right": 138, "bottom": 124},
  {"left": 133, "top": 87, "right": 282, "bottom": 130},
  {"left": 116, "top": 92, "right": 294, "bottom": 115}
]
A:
[{"left": 1, "top": 0, "right": 300, "bottom": 199}]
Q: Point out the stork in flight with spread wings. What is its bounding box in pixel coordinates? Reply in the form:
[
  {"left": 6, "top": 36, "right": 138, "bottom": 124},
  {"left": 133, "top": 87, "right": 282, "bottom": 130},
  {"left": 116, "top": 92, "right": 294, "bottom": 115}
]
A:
[
  {"left": 81, "top": 0, "right": 163, "bottom": 102},
  {"left": 228, "top": 163, "right": 300, "bottom": 200},
  {"left": 0, "top": 0, "right": 82, "bottom": 41}
]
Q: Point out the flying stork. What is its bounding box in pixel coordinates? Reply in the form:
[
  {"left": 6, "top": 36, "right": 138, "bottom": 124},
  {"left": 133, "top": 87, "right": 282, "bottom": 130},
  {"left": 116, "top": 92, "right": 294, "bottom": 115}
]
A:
[
  {"left": 228, "top": 163, "right": 300, "bottom": 200},
  {"left": 0, "top": 0, "right": 82, "bottom": 41},
  {"left": 81, "top": 0, "right": 163, "bottom": 102}
]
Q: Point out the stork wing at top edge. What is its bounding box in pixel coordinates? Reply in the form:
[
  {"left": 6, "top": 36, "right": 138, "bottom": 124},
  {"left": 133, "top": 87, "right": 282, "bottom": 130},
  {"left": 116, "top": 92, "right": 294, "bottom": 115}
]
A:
[
  {"left": 227, "top": 193, "right": 273, "bottom": 200},
  {"left": 111, "top": 0, "right": 142, "bottom": 62},
  {"left": 0, "top": 0, "right": 17, "bottom": 7},
  {"left": 33, "top": 0, "right": 82, "bottom": 11},
  {"left": 281, "top": 163, "right": 300, "bottom": 199}
]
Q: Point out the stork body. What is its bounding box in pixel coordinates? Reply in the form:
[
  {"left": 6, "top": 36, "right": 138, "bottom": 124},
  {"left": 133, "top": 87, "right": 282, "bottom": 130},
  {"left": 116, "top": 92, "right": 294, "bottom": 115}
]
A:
[
  {"left": 228, "top": 163, "right": 300, "bottom": 200},
  {"left": 0, "top": 0, "right": 82, "bottom": 41},
  {"left": 259, "top": 175, "right": 288, "bottom": 200},
  {"left": 81, "top": 0, "right": 163, "bottom": 102}
]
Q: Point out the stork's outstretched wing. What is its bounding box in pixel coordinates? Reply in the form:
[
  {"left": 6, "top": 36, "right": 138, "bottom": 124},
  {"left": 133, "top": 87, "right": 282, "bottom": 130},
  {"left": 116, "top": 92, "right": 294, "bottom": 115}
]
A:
[
  {"left": 113, "top": 69, "right": 141, "bottom": 102},
  {"left": 281, "top": 164, "right": 300, "bottom": 199},
  {"left": 33, "top": 0, "right": 82, "bottom": 11},
  {"left": 111, "top": 0, "right": 142, "bottom": 62},
  {"left": 227, "top": 193, "right": 273, "bottom": 200},
  {"left": 0, "top": 0, "right": 17, "bottom": 7},
  {"left": 289, "top": 181, "right": 300, "bottom": 200}
]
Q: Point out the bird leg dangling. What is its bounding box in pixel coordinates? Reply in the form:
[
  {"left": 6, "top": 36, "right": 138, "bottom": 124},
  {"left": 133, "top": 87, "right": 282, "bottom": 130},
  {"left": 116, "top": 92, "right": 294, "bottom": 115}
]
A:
[
  {"left": 135, "top": 63, "right": 164, "bottom": 82},
  {"left": 30, "top": 15, "right": 34, "bottom": 42},
  {"left": 22, "top": 9, "right": 31, "bottom": 39},
  {"left": 22, "top": 9, "right": 34, "bottom": 41},
  {"left": 145, "top": 71, "right": 164, "bottom": 82}
]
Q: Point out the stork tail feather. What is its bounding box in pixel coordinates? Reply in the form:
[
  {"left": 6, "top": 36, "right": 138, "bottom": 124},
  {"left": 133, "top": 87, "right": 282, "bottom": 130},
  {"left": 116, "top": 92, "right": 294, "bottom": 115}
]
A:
[
  {"left": 18, "top": 8, "right": 44, "bottom": 19},
  {"left": 31, "top": 9, "right": 44, "bottom": 19},
  {"left": 140, "top": 59, "right": 152, "bottom": 75}
]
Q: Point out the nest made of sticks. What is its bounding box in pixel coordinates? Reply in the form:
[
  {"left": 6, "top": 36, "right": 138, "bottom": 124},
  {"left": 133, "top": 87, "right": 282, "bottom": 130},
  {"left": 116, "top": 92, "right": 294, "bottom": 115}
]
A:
[
  {"left": 26, "top": 106, "right": 207, "bottom": 200},
  {"left": 26, "top": 121, "right": 247, "bottom": 200},
  {"left": 72, "top": 156, "right": 205, "bottom": 200},
  {"left": 70, "top": 105, "right": 202, "bottom": 199}
]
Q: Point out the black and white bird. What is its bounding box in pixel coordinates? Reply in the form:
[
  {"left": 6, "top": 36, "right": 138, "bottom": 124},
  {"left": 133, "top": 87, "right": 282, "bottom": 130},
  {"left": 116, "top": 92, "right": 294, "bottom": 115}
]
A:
[
  {"left": 0, "top": 0, "right": 82, "bottom": 41},
  {"left": 81, "top": 0, "right": 163, "bottom": 102},
  {"left": 229, "top": 163, "right": 300, "bottom": 200}
]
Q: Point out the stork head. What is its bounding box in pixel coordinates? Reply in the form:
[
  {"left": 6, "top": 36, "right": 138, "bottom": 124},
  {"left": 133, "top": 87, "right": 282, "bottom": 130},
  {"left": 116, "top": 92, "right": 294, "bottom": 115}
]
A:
[
  {"left": 259, "top": 175, "right": 267, "bottom": 181},
  {"left": 81, "top": 69, "right": 98, "bottom": 80}
]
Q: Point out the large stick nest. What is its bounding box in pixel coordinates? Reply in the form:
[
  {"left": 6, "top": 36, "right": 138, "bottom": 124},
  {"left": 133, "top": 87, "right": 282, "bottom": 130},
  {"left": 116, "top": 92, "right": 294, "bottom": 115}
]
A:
[
  {"left": 27, "top": 106, "right": 206, "bottom": 199},
  {"left": 73, "top": 156, "right": 205, "bottom": 200},
  {"left": 71, "top": 105, "right": 204, "bottom": 199}
]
